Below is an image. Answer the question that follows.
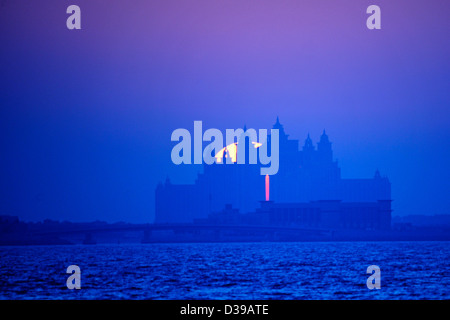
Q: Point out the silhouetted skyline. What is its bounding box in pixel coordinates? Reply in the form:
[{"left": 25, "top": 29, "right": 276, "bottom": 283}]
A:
[{"left": 157, "top": 118, "right": 391, "bottom": 230}]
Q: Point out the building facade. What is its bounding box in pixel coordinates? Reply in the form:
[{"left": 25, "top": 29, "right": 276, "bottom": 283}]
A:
[{"left": 156, "top": 118, "right": 391, "bottom": 229}]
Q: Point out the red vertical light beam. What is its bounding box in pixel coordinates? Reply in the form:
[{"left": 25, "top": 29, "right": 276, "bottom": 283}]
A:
[{"left": 265, "top": 174, "right": 269, "bottom": 201}]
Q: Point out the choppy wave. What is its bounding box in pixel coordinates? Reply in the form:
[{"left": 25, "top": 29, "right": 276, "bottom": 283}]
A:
[{"left": 0, "top": 241, "right": 449, "bottom": 299}]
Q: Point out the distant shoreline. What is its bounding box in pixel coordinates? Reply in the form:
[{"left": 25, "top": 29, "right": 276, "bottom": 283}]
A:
[
  {"left": 2, "top": 214, "right": 449, "bottom": 246},
  {"left": 1, "top": 229, "right": 449, "bottom": 246}
]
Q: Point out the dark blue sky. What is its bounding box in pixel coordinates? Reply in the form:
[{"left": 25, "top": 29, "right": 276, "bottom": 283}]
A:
[{"left": 1, "top": 0, "right": 449, "bottom": 222}]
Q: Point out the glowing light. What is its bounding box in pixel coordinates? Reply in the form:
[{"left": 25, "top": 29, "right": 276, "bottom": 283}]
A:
[
  {"left": 215, "top": 141, "right": 262, "bottom": 163},
  {"left": 215, "top": 143, "right": 238, "bottom": 163},
  {"left": 265, "top": 174, "right": 270, "bottom": 201}
]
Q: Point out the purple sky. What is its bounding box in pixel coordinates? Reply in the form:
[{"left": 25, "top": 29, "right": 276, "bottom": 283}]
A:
[{"left": 1, "top": 0, "right": 449, "bottom": 222}]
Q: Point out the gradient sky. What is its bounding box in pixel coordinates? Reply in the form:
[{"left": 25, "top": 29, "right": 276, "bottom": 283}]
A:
[{"left": 1, "top": 0, "right": 449, "bottom": 222}]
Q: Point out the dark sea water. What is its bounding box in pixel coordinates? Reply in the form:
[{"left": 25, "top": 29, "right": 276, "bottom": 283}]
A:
[{"left": 0, "top": 241, "right": 449, "bottom": 300}]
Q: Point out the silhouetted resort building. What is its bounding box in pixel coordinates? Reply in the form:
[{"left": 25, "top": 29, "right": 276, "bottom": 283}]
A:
[{"left": 156, "top": 118, "right": 391, "bottom": 230}]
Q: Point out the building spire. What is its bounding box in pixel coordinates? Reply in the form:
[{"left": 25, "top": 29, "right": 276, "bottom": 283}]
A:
[
  {"left": 320, "top": 129, "right": 330, "bottom": 143},
  {"left": 303, "top": 133, "right": 314, "bottom": 151},
  {"left": 272, "top": 116, "right": 286, "bottom": 137},
  {"left": 374, "top": 169, "right": 381, "bottom": 179}
]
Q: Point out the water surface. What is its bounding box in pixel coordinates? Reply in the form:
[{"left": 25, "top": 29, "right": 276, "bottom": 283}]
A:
[{"left": 0, "top": 241, "right": 448, "bottom": 299}]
